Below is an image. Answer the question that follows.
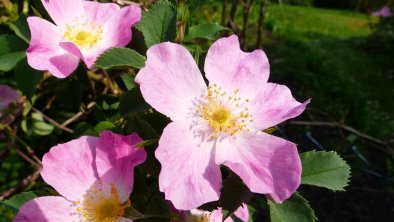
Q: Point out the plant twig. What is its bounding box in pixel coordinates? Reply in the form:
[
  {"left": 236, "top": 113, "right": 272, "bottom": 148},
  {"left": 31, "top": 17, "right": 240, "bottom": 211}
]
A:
[
  {"left": 0, "top": 169, "right": 41, "bottom": 201},
  {"left": 61, "top": 102, "right": 96, "bottom": 127},
  {"left": 240, "top": 0, "right": 254, "bottom": 48},
  {"left": 32, "top": 108, "right": 74, "bottom": 133},
  {"left": 290, "top": 121, "right": 390, "bottom": 148},
  {"left": 221, "top": 0, "right": 228, "bottom": 25}
]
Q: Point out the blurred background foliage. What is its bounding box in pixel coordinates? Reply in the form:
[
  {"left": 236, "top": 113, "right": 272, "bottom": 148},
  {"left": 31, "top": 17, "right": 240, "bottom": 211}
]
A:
[{"left": 0, "top": 0, "right": 394, "bottom": 221}]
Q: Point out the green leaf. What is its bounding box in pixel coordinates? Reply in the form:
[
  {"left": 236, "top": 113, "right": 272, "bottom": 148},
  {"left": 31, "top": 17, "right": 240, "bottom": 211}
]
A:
[
  {"left": 94, "top": 47, "right": 146, "bottom": 70},
  {"left": 143, "top": 196, "right": 171, "bottom": 222},
  {"left": 301, "top": 150, "right": 351, "bottom": 191},
  {"left": 31, "top": 112, "right": 54, "bottom": 136},
  {"left": 220, "top": 173, "right": 252, "bottom": 220},
  {"left": 14, "top": 58, "right": 43, "bottom": 101},
  {"left": 119, "top": 88, "right": 150, "bottom": 116},
  {"left": 1, "top": 192, "right": 36, "bottom": 211},
  {"left": 120, "top": 73, "right": 136, "bottom": 90},
  {"left": 136, "top": 0, "right": 177, "bottom": 48},
  {"left": 0, "top": 34, "right": 28, "bottom": 71},
  {"left": 184, "top": 22, "right": 230, "bottom": 42},
  {"left": 187, "top": 0, "right": 209, "bottom": 11},
  {"left": 9, "top": 14, "right": 31, "bottom": 43},
  {"left": 124, "top": 206, "right": 146, "bottom": 220},
  {"left": 94, "top": 121, "right": 116, "bottom": 133},
  {"left": 268, "top": 193, "right": 317, "bottom": 222}
]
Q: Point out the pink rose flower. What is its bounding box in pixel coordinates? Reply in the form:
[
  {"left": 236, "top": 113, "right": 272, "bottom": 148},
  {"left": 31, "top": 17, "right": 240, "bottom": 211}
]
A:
[
  {"left": 372, "top": 6, "right": 392, "bottom": 17},
  {"left": 136, "top": 35, "right": 310, "bottom": 210},
  {"left": 14, "top": 130, "right": 147, "bottom": 221},
  {"left": 27, "top": 0, "right": 141, "bottom": 78},
  {"left": 0, "top": 84, "right": 18, "bottom": 111}
]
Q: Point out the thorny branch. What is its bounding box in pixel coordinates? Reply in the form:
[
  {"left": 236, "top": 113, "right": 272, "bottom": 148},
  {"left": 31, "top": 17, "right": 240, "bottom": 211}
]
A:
[{"left": 290, "top": 120, "right": 394, "bottom": 155}]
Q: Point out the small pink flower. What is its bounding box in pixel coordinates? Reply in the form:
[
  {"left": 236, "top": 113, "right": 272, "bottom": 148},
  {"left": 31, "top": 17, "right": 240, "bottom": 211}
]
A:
[
  {"left": 174, "top": 203, "right": 249, "bottom": 222},
  {"left": 0, "top": 84, "right": 18, "bottom": 111},
  {"left": 372, "top": 6, "right": 392, "bottom": 17},
  {"left": 136, "top": 35, "right": 310, "bottom": 210},
  {"left": 27, "top": 0, "right": 141, "bottom": 78},
  {"left": 14, "top": 130, "right": 146, "bottom": 222}
]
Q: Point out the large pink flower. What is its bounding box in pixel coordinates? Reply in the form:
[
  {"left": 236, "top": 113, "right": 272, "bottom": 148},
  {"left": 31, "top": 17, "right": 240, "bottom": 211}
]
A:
[
  {"left": 0, "top": 84, "right": 18, "bottom": 111},
  {"left": 27, "top": 0, "right": 141, "bottom": 78},
  {"left": 14, "top": 130, "right": 146, "bottom": 222},
  {"left": 372, "top": 6, "right": 392, "bottom": 17},
  {"left": 136, "top": 35, "right": 310, "bottom": 210}
]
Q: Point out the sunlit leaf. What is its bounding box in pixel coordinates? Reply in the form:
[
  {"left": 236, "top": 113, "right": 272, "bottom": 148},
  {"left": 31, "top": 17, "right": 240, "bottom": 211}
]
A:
[
  {"left": 136, "top": 0, "right": 177, "bottom": 48},
  {"left": 301, "top": 150, "right": 351, "bottom": 190},
  {"left": 94, "top": 47, "right": 146, "bottom": 70},
  {"left": 268, "top": 193, "right": 317, "bottom": 222}
]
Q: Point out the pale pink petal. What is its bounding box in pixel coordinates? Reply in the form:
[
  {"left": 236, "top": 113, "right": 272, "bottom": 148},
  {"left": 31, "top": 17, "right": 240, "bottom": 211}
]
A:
[
  {"left": 59, "top": 42, "right": 96, "bottom": 68},
  {"left": 27, "top": 17, "right": 79, "bottom": 78},
  {"left": 215, "top": 131, "right": 301, "bottom": 203},
  {"left": 41, "top": 0, "right": 84, "bottom": 26},
  {"left": 156, "top": 121, "right": 221, "bottom": 210},
  {"left": 101, "top": 4, "right": 141, "bottom": 47},
  {"left": 41, "top": 136, "right": 99, "bottom": 201},
  {"left": 95, "top": 131, "right": 147, "bottom": 203},
  {"left": 135, "top": 42, "right": 207, "bottom": 121},
  {"left": 233, "top": 203, "right": 249, "bottom": 221},
  {"left": 250, "top": 83, "right": 310, "bottom": 130},
  {"left": 0, "top": 85, "right": 18, "bottom": 110},
  {"left": 78, "top": 3, "right": 141, "bottom": 68},
  {"left": 14, "top": 196, "right": 79, "bottom": 222},
  {"left": 83, "top": 1, "right": 121, "bottom": 25},
  {"left": 204, "top": 35, "right": 269, "bottom": 99},
  {"left": 211, "top": 209, "right": 225, "bottom": 222},
  {"left": 210, "top": 204, "right": 248, "bottom": 222}
]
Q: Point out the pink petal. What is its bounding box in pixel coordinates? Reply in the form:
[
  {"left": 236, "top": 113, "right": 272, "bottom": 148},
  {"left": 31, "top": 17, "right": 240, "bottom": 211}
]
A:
[
  {"left": 76, "top": 2, "right": 141, "bottom": 68},
  {"left": 204, "top": 35, "right": 269, "bottom": 99},
  {"left": 215, "top": 131, "right": 301, "bottom": 203},
  {"left": 40, "top": 0, "right": 84, "bottom": 26},
  {"left": 27, "top": 17, "right": 79, "bottom": 78},
  {"left": 233, "top": 203, "right": 249, "bottom": 221},
  {"left": 101, "top": 4, "right": 141, "bottom": 47},
  {"left": 41, "top": 136, "right": 99, "bottom": 201},
  {"left": 0, "top": 85, "right": 18, "bottom": 110},
  {"left": 83, "top": 1, "right": 121, "bottom": 25},
  {"left": 95, "top": 131, "right": 147, "bottom": 203},
  {"left": 210, "top": 209, "right": 225, "bottom": 222},
  {"left": 250, "top": 83, "right": 310, "bottom": 130},
  {"left": 135, "top": 42, "right": 207, "bottom": 121},
  {"left": 210, "top": 204, "right": 249, "bottom": 222},
  {"left": 59, "top": 41, "right": 96, "bottom": 68},
  {"left": 14, "top": 196, "right": 79, "bottom": 221},
  {"left": 156, "top": 121, "right": 221, "bottom": 210}
]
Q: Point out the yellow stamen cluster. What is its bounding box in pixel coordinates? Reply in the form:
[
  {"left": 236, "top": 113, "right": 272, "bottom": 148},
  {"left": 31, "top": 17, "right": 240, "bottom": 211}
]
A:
[
  {"left": 197, "top": 84, "right": 253, "bottom": 139},
  {"left": 75, "top": 182, "right": 130, "bottom": 222},
  {"left": 63, "top": 17, "right": 103, "bottom": 49}
]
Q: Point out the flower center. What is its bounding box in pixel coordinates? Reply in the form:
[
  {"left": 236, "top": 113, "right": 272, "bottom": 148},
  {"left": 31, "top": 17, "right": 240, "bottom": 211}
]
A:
[
  {"left": 63, "top": 18, "right": 102, "bottom": 49},
  {"left": 197, "top": 84, "right": 253, "bottom": 138},
  {"left": 75, "top": 182, "right": 129, "bottom": 222},
  {"left": 185, "top": 209, "right": 211, "bottom": 222},
  {"left": 211, "top": 107, "right": 231, "bottom": 124}
]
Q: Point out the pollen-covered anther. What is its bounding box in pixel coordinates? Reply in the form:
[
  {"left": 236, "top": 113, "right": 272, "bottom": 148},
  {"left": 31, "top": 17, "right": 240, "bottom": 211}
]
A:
[
  {"left": 75, "top": 183, "right": 129, "bottom": 222},
  {"left": 197, "top": 84, "right": 253, "bottom": 138},
  {"left": 63, "top": 17, "right": 103, "bottom": 49}
]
